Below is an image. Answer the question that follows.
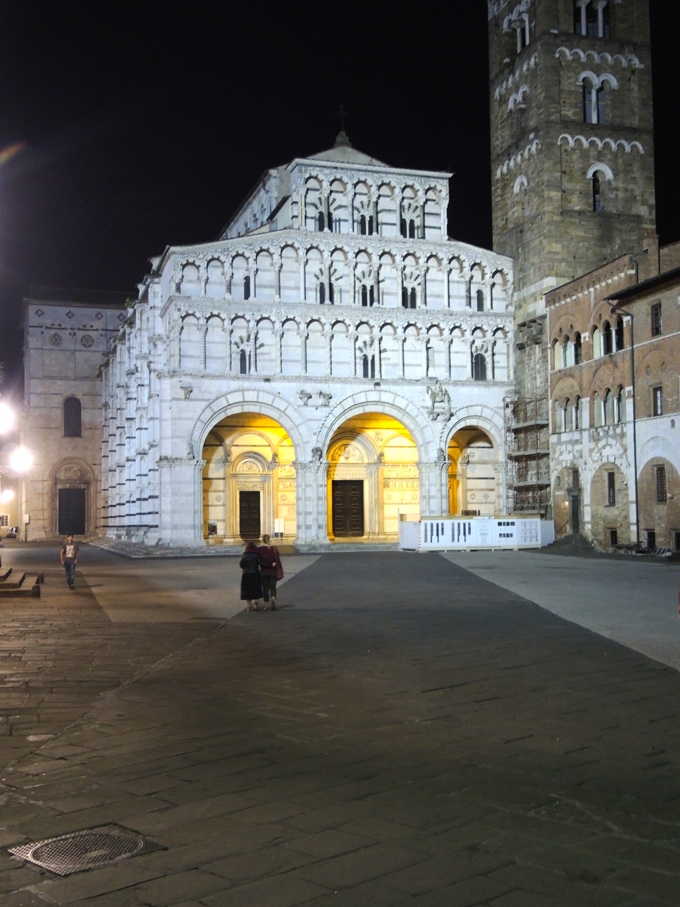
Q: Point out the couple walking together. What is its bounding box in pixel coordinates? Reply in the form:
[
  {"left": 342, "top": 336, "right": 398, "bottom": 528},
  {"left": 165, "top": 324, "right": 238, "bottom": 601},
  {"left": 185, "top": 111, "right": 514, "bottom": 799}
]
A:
[{"left": 240, "top": 535, "right": 283, "bottom": 611}]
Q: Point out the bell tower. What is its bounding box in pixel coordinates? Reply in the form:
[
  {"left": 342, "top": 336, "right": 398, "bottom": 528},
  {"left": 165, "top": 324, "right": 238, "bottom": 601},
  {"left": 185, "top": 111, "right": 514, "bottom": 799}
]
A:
[{"left": 487, "top": 0, "right": 656, "bottom": 513}]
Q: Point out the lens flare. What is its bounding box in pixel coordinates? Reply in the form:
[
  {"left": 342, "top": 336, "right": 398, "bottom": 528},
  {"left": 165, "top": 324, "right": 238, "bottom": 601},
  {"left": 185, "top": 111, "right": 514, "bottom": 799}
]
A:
[{"left": 0, "top": 142, "right": 26, "bottom": 166}]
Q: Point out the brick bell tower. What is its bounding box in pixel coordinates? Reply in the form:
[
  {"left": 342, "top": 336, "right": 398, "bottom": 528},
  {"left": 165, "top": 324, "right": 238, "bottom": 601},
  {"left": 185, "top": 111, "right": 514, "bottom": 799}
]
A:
[{"left": 487, "top": 0, "right": 656, "bottom": 514}]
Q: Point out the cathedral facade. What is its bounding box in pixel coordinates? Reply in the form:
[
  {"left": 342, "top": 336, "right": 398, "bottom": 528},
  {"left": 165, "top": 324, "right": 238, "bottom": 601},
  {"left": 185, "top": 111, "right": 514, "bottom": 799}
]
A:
[{"left": 22, "top": 141, "right": 513, "bottom": 546}]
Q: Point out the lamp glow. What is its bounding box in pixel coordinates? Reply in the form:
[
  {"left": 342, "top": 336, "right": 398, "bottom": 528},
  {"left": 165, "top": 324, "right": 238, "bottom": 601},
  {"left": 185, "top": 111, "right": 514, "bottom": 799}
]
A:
[
  {"left": 0, "top": 402, "right": 14, "bottom": 434},
  {"left": 9, "top": 446, "right": 32, "bottom": 474}
]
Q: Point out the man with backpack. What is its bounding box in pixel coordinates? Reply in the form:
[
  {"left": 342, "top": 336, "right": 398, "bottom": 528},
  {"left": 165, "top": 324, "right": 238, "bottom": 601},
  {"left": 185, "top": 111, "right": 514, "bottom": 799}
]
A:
[{"left": 256, "top": 534, "right": 283, "bottom": 611}]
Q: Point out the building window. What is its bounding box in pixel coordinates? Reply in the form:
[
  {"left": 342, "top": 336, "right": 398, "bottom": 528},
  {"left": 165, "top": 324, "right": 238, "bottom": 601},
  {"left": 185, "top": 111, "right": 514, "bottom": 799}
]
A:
[
  {"left": 652, "top": 385, "right": 663, "bottom": 417},
  {"left": 583, "top": 81, "right": 608, "bottom": 125},
  {"left": 574, "top": 333, "right": 582, "bottom": 364},
  {"left": 476, "top": 289, "right": 484, "bottom": 312},
  {"left": 614, "top": 388, "right": 624, "bottom": 423},
  {"left": 359, "top": 214, "right": 374, "bottom": 236},
  {"left": 646, "top": 529, "right": 656, "bottom": 549},
  {"left": 614, "top": 316, "right": 624, "bottom": 351},
  {"left": 239, "top": 349, "right": 248, "bottom": 375},
  {"left": 655, "top": 465, "right": 667, "bottom": 503},
  {"left": 651, "top": 302, "right": 662, "bottom": 337},
  {"left": 63, "top": 396, "right": 82, "bottom": 437},
  {"left": 607, "top": 470, "right": 615, "bottom": 506},
  {"left": 609, "top": 528, "right": 618, "bottom": 547},
  {"left": 472, "top": 352, "right": 487, "bottom": 381},
  {"left": 362, "top": 354, "right": 375, "bottom": 378},
  {"left": 602, "top": 321, "right": 613, "bottom": 355},
  {"left": 574, "top": 1, "right": 609, "bottom": 38},
  {"left": 592, "top": 172, "right": 603, "bottom": 212},
  {"left": 401, "top": 287, "right": 416, "bottom": 309},
  {"left": 573, "top": 397, "right": 581, "bottom": 430},
  {"left": 243, "top": 276, "right": 251, "bottom": 300}
]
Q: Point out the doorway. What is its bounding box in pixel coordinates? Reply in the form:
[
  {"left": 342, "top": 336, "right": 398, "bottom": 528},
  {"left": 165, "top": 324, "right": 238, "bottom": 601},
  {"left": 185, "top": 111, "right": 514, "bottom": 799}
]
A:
[
  {"left": 332, "top": 480, "right": 364, "bottom": 537},
  {"left": 239, "top": 490, "right": 261, "bottom": 540},
  {"left": 58, "top": 488, "right": 86, "bottom": 535}
]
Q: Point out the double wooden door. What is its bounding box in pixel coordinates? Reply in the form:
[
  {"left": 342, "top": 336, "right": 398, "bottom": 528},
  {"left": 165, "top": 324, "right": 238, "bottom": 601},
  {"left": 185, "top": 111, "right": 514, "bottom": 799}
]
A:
[{"left": 332, "top": 480, "right": 364, "bottom": 537}]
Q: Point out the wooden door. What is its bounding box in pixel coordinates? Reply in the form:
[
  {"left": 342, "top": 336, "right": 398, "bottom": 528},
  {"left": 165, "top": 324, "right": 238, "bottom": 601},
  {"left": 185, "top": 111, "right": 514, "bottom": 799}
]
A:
[
  {"left": 332, "top": 480, "right": 364, "bottom": 537},
  {"left": 58, "top": 488, "right": 86, "bottom": 535},
  {"left": 239, "top": 491, "right": 261, "bottom": 540}
]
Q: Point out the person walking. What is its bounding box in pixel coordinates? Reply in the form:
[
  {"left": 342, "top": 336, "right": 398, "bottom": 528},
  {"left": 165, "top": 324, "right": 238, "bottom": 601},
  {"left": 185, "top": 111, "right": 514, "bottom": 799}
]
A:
[
  {"left": 240, "top": 541, "right": 263, "bottom": 611},
  {"left": 60, "top": 534, "right": 80, "bottom": 590},
  {"left": 256, "top": 534, "right": 283, "bottom": 611}
]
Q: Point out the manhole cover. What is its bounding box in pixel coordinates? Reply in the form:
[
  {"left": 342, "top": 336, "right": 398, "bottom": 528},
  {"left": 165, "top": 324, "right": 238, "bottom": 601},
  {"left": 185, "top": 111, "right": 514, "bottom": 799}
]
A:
[{"left": 8, "top": 824, "right": 166, "bottom": 876}]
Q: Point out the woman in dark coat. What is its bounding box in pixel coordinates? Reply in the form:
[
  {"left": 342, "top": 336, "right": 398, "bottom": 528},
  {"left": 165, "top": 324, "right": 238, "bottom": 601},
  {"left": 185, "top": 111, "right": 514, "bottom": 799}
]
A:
[{"left": 240, "top": 541, "right": 262, "bottom": 611}]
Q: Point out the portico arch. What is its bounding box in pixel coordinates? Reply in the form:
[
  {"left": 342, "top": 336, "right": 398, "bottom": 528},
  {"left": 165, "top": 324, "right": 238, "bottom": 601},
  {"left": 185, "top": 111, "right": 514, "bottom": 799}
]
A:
[
  {"left": 326, "top": 411, "right": 419, "bottom": 541},
  {"left": 201, "top": 413, "right": 297, "bottom": 544},
  {"left": 447, "top": 427, "right": 499, "bottom": 516}
]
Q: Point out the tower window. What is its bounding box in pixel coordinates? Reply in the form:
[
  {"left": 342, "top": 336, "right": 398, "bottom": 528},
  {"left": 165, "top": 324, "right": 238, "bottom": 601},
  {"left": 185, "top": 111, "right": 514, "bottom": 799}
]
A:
[
  {"left": 651, "top": 302, "right": 662, "bottom": 337},
  {"left": 574, "top": 1, "right": 610, "bottom": 38},
  {"left": 63, "top": 396, "right": 82, "bottom": 437},
  {"left": 655, "top": 465, "right": 667, "bottom": 503},
  {"left": 607, "top": 470, "right": 615, "bottom": 506},
  {"left": 592, "top": 172, "right": 603, "bottom": 213},
  {"left": 652, "top": 385, "right": 663, "bottom": 417}
]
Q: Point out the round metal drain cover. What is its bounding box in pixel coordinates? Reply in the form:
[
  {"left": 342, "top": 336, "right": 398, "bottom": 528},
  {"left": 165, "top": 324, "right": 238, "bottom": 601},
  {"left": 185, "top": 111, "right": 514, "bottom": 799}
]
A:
[{"left": 9, "top": 824, "right": 165, "bottom": 876}]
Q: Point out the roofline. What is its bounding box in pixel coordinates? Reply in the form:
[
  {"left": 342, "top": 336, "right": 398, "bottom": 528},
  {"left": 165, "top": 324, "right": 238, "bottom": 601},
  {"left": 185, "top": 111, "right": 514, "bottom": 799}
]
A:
[{"left": 604, "top": 264, "right": 680, "bottom": 302}]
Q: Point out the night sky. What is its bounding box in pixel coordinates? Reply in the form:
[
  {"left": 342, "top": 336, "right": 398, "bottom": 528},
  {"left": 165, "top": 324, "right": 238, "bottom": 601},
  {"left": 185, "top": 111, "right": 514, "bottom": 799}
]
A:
[{"left": 1, "top": 3, "right": 678, "bottom": 396}]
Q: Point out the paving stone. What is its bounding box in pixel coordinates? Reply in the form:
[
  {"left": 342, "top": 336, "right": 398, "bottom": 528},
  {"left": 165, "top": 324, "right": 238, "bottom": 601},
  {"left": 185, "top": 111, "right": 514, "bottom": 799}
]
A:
[{"left": 2, "top": 550, "right": 680, "bottom": 906}]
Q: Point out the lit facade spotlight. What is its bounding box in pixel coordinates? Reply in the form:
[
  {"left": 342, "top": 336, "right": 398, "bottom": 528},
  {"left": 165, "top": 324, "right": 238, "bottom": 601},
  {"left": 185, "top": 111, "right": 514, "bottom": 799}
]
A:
[
  {"left": 9, "top": 445, "right": 33, "bottom": 474},
  {"left": 0, "top": 401, "right": 14, "bottom": 434}
]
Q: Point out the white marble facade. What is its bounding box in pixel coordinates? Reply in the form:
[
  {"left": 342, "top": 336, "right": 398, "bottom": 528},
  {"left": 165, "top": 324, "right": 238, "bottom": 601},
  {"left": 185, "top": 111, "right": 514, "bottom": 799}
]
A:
[{"left": 95, "top": 139, "right": 513, "bottom": 546}]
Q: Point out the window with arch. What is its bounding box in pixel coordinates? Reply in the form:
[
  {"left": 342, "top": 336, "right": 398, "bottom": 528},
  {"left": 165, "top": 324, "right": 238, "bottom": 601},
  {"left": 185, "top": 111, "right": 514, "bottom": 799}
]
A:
[
  {"left": 614, "top": 387, "right": 624, "bottom": 423},
  {"left": 63, "top": 396, "right": 82, "bottom": 437},
  {"left": 360, "top": 284, "right": 376, "bottom": 307},
  {"left": 574, "top": 0, "right": 610, "bottom": 38},
  {"left": 358, "top": 214, "right": 375, "bottom": 236},
  {"left": 602, "top": 320, "right": 613, "bottom": 355},
  {"left": 582, "top": 78, "right": 613, "bottom": 125},
  {"left": 476, "top": 289, "right": 484, "bottom": 312},
  {"left": 239, "top": 349, "right": 249, "bottom": 375},
  {"left": 574, "top": 332, "right": 582, "bottom": 364},
  {"left": 319, "top": 281, "right": 334, "bottom": 304},
  {"left": 592, "top": 171, "right": 603, "bottom": 212},
  {"left": 362, "top": 354, "right": 376, "bottom": 378},
  {"left": 243, "top": 275, "right": 251, "bottom": 300},
  {"left": 401, "top": 286, "right": 417, "bottom": 309},
  {"left": 572, "top": 396, "right": 581, "bottom": 430},
  {"left": 472, "top": 352, "right": 487, "bottom": 381},
  {"left": 614, "top": 316, "right": 624, "bottom": 351}
]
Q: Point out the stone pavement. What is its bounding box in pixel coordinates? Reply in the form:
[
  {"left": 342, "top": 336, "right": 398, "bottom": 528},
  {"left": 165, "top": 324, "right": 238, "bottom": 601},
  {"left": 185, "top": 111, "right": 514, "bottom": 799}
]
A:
[{"left": 1, "top": 544, "right": 680, "bottom": 905}]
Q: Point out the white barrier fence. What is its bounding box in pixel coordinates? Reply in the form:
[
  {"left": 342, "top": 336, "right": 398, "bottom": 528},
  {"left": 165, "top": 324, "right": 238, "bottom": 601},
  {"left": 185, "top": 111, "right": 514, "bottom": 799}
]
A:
[{"left": 399, "top": 516, "right": 555, "bottom": 551}]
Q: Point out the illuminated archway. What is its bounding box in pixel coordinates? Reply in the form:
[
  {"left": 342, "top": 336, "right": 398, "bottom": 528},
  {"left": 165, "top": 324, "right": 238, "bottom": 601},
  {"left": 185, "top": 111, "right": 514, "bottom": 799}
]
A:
[
  {"left": 448, "top": 427, "right": 497, "bottom": 515},
  {"left": 327, "top": 412, "right": 418, "bottom": 541},
  {"left": 201, "top": 413, "right": 296, "bottom": 543}
]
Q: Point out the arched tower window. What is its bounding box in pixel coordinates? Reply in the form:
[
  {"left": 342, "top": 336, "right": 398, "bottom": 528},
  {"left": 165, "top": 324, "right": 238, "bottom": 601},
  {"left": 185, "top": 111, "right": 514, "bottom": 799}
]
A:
[
  {"left": 574, "top": 1, "right": 609, "bottom": 38},
  {"left": 63, "top": 396, "right": 82, "bottom": 437},
  {"left": 592, "top": 172, "right": 602, "bottom": 213},
  {"left": 574, "top": 332, "right": 582, "bottom": 364}
]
